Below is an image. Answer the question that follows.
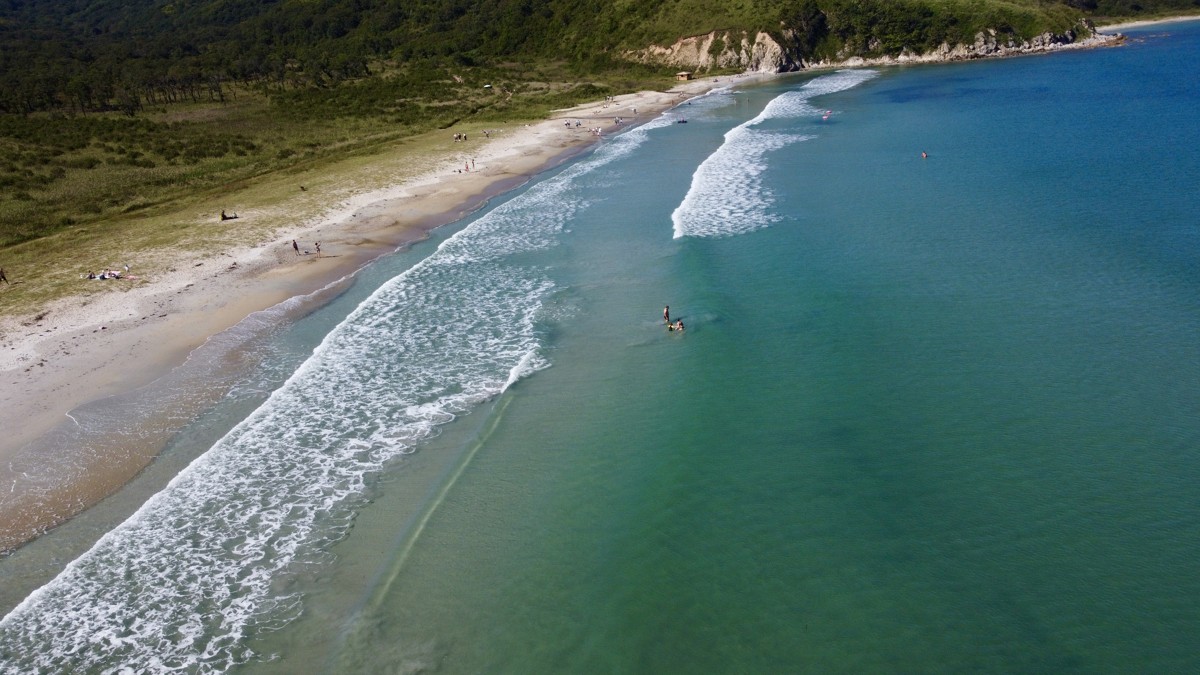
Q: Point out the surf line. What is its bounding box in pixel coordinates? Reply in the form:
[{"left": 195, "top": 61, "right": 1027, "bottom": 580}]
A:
[
  {"left": 360, "top": 388, "right": 518, "bottom": 613},
  {"left": 671, "top": 69, "right": 878, "bottom": 240},
  {"left": 324, "top": 389, "right": 520, "bottom": 667}
]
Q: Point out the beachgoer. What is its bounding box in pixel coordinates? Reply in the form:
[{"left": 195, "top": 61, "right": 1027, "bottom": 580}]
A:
[
  {"left": 315, "top": 242, "right": 322, "bottom": 258},
  {"left": 0, "top": 267, "right": 7, "bottom": 284},
  {"left": 664, "top": 305, "right": 670, "bottom": 324},
  {"left": 921, "top": 151, "right": 928, "bottom": 159},
  {"left": 87, "top": 271, "right": 96, "bottom": 279},
  {"left": 293, "top": 239, "right": 300, "bottom": 255},
  {"left": 675, "top": 320, "right": 684, "bottom": 332}
]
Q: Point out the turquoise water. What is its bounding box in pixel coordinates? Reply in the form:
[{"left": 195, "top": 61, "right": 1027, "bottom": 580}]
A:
[{"left": 3, "top": 22, "right": 1200, "bottom": 673}]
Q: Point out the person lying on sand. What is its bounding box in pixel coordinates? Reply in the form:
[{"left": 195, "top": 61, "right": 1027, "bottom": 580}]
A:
[{"left": 85, "top": 268, "right": 132, "bottom": 280}]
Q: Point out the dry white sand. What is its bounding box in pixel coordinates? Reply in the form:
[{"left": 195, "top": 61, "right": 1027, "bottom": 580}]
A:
[
  {"left": 0, "top": 77, "right": 727, "bottom": 551},
  {"left": 1097, "top": 14, "right": 1200, "bottom": 32}
]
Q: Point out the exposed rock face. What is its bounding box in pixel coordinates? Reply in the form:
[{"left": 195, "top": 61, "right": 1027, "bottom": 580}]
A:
[
  {"left": 626, "top": 19, "right": 1120, "bottom": 73},
  {"left": 628, "top": 30, "right": 804, "bottom": 73}
]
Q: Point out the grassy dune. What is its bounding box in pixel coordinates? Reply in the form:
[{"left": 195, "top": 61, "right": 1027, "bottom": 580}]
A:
[{"left": 0, "top": 67, "right": 667, "bottom": 323}]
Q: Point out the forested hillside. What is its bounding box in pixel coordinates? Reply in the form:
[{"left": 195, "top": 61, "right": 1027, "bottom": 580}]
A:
[
  {"left": 2, "top": 0, "right": 1197, "bottom": 116},
  {"left": 0, "top": 0, "right": 1196, "bottom": 248}
]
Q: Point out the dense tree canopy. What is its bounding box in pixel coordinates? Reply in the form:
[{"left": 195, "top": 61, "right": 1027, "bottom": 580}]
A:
[
  {"left": 0, "top": 0, "right": 1195, "bottom": 248},
  {"left": 1, "top": 0, "right": 1196, "bottom": 115}
]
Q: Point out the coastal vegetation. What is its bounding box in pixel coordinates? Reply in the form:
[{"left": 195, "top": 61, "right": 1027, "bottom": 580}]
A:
[{"left": 0, "top": 0, "right": 1197, "bottom": 316}]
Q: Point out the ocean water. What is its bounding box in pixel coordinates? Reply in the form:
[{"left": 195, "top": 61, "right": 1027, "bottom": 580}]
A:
[{"left": 3, "top": 21, "right": 1200, "bottom": 673}]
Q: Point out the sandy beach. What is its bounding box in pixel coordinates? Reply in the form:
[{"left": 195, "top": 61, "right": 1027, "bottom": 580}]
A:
[
  {"left": 1097, "top": 14, "right": 1200, "bottom": 32},
  {"left": 2, "top": 9, "right": 1172, "bottom": 554},
  {"left": 0, "top": 77, "right": 728, "bottom": 554}
]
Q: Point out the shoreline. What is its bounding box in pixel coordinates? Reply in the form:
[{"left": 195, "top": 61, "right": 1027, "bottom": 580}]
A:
[
  {"left": 0, "top": 78, "right": 726, "bottom": 554},
  {"left": 0, "top": 11, "right": 1177, "bottom": 554},
  {"left": 1097, "top": 14, "right": 1200, "bottom": 32}
]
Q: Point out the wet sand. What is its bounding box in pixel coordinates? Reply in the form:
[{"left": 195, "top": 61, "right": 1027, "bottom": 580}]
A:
[{"left": 0, "top": 80, "right": 726, "bottom": 554}]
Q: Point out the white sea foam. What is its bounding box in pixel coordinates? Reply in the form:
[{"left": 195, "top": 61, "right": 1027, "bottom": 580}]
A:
[
  {"left": 672, "top": 69, "right": 877, "bottom": 239},
  {"left": 665, "top": 86, "right": 735, "bottom": 121},
  {"left": 504, "top": 350, "right": 547, "bottom": 390},
  {"left": 0, "top": 115, "right": 668, "bottom": 673}
]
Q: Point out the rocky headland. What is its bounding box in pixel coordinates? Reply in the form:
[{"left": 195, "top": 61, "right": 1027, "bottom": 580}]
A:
[{"left": 627, "top": 19, "right": 1122, "bottom": 74}]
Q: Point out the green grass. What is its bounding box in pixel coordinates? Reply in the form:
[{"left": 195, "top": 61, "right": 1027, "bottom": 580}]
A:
[
  {"left": 0, "top": 61, "right": 671, "bottom": 249},
  {"left": 5, "top": 0, "right": 1195, "bottom": 324},
  {"left": 0, "top": 63, "right": 676, "bottom": 324}
]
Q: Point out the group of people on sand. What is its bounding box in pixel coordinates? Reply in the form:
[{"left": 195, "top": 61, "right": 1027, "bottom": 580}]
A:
[
  {"left": 85, "top": 265, "right": 129, "bottom": 280},
  {"left": 453, "top": 131, "right": 495, "bottom": 142},
  {"left": 664, "top": 305, "right": 684, "bottom": 332},
  {"left": 292, "top": 239, "right": 322, "bottom": 257}
]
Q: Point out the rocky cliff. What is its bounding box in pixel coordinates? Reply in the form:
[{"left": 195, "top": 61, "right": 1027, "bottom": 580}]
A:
[
  {"left": 626, "top": 19, "right": 1120, "bottom": 73},
  {"left": 628, "top": 30, "right": 805, "bottom": 73}
]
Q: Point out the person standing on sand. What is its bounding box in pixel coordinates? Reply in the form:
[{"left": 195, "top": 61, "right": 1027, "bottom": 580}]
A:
[
  {"left": 0, "top": 267, "right": 7, "bottom": 284},
  {"left": 292, "top": 239, "right": 300, "bottom": 256},
  {"left": 315, "top": 242, "right": 322, "bottom": 258}
]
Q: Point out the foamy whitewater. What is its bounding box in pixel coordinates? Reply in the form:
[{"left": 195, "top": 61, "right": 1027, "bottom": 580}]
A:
[
  {"left": 6, "top": 24, "right": 1200, "bottom": 672},
  {"left": 0, "top": 112, "right": 675, "bottom": 673},
  {"left": 671, "top": 69, "right": 876, "bottom": 238}
]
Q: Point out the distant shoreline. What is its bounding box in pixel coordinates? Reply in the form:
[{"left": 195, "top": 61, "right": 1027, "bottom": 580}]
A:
[{"left": 1098, "top": 14, "right": 1200, "bottom": 32}]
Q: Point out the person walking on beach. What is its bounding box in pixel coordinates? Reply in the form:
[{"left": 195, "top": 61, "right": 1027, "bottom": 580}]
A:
[{"left": 292, "top": 239, "right": 300, "bottom": 256}]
